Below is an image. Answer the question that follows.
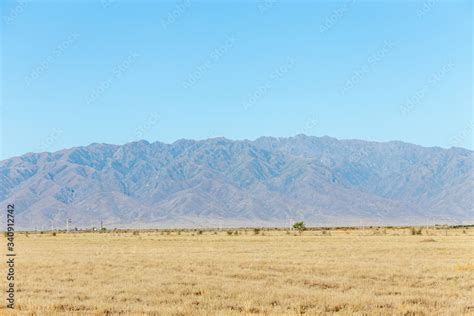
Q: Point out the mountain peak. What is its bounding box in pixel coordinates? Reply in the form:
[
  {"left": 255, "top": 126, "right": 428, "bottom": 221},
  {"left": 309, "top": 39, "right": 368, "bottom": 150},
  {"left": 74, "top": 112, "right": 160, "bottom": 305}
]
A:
[{"left": 1, "top": 136, "right": 472, "bottom": 229}]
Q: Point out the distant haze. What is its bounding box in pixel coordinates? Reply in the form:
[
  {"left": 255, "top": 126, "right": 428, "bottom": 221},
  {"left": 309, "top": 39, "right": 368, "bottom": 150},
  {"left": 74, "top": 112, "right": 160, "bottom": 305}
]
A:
[{"left": 1, "top": 135, "right": 472, "bottom": 229}]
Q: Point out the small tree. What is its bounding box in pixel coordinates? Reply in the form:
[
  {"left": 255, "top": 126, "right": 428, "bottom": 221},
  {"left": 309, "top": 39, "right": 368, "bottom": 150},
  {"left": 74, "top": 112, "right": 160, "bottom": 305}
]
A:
[{"left": 293, "top": 221, "right": 306, "bottom": 232}]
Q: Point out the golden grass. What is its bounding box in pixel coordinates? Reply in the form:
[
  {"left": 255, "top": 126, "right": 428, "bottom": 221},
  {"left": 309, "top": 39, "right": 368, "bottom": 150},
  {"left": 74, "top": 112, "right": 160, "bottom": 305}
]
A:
[{"left": 1, "top": 227, "right": 473, "bottom": 315}]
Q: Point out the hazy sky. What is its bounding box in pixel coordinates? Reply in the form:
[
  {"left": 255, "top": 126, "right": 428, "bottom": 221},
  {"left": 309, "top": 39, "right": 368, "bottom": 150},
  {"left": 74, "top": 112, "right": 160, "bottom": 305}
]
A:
[{"left": 1, "top": 0, "right": 472, "bottom": 159}]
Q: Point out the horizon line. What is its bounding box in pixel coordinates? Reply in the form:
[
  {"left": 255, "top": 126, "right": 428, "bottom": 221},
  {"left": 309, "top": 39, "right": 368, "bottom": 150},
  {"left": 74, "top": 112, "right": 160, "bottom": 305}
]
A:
[{"left": 2, "top": 133, "right": 472, "bottom": 162}]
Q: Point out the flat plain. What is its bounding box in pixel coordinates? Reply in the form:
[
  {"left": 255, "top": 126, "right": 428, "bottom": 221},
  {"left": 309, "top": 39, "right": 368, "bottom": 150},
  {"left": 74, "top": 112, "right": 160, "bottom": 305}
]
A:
[{"left": 1, "top": 227, "right": 473, "bottom": 315}]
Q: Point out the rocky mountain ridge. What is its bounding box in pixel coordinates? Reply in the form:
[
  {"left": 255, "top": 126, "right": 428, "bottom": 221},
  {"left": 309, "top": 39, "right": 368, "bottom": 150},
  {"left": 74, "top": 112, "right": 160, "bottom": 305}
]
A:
[{"left": 1, "top": 135, "right": 472, "bottom": 229}]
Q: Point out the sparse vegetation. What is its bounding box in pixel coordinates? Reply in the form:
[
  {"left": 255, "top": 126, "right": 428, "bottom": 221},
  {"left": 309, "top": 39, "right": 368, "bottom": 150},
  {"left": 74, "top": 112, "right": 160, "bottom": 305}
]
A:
[
  {"left": 3, "top": 226, "right": 471, "bottom": 315},
  {"left": 411, "top": 227, "right": 423, "bottom": 235},
  {"left": 293, "top": 221, "right": 306, "bottom": 232}
]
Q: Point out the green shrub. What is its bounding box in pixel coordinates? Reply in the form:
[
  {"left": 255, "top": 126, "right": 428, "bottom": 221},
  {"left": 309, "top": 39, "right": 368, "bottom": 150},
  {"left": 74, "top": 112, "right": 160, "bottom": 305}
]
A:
[{"left": 293, "top": 221, "right": 306, "bottom": 232}]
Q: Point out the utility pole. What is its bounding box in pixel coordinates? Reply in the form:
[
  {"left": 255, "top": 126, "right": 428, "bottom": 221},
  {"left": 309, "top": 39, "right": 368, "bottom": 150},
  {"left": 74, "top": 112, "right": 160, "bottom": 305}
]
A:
[{"left": 67, "top": 218, "right": 71, "bottom": 233}]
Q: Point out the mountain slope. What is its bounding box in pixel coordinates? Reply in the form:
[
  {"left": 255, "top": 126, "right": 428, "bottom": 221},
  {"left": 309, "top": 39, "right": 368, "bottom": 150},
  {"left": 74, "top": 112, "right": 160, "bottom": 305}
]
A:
[{"left": 1, "top": 135, "right": 473, "bottom": 229}]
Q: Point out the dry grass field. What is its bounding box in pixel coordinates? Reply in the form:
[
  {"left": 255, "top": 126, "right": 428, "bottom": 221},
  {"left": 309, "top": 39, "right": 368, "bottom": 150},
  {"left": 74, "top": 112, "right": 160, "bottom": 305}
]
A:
[{"left": 1, "top": 227, "right": 473, "bottom": 315}]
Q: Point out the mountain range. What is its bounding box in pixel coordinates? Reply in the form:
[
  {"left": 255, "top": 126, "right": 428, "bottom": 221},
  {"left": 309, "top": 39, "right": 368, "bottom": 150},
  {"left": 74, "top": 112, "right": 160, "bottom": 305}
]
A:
[{"left": 1, "top": 135, "right": 473, "bottom": 229}]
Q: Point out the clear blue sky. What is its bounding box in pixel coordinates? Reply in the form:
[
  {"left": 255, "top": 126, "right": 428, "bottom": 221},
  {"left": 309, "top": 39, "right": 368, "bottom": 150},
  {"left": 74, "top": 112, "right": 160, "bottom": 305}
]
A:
[{"left": 1, "top": 0, "right": 472, "bottom": 159}]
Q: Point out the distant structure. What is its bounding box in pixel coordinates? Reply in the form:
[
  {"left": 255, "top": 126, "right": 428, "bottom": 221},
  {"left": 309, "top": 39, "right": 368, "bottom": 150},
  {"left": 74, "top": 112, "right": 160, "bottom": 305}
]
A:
[
  {"left": 66, "top": 218, "right": 72, "bottom": 233},
  {"left": 289, "top": 219, "right": 295, "bottom": 230}
]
